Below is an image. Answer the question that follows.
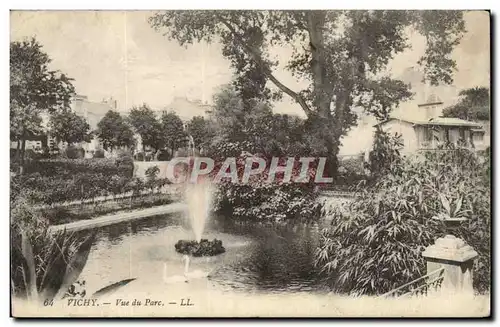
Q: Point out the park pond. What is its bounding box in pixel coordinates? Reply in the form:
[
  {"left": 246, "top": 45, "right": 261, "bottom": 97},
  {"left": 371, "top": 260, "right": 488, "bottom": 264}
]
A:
[
  {"left": 78, "top": 212, "right": 330, "bottom": 297},
  {"left": 12, "top": 194, "right": 489, "bottom": 317},
  {"left": 30, "top": 205, "right": 487, "bottom": 318}
]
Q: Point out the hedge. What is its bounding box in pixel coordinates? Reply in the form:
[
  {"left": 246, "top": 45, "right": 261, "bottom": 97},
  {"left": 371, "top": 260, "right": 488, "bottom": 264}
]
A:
[
  {"left": 11, "top": 159, "right": 169, "bottom": 205},
  {"left": 22, "top": 158, "right": 131, "bottom": 178}
]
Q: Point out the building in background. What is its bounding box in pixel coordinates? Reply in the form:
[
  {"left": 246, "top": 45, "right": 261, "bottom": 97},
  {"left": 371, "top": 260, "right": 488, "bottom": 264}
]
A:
[
  {"left": 10, "top": 94, "right": 117, "bottom": 157},
  {"left": 339, "top": 66, "right": 490, "bottom": 159},
  {"left": 63, "top": 95, "right": 117, "bottom": 156},
  {"left": 125, "top": 96, "right": 213, "bottom": 154},
  {"left": 165, "top": 96, "right": 213, "bottom": 122},
  {"left": 375, "top": 94, "right": 488, "bottom": 154},
  {"left": 71, "top": 95, "right": 117, "bottom": 130}
]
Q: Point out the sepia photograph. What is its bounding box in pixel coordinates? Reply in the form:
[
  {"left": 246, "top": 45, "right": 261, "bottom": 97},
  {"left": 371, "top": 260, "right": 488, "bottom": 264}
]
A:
[{"left": 9, "top": 9, "right": 491, "bottom": 318}]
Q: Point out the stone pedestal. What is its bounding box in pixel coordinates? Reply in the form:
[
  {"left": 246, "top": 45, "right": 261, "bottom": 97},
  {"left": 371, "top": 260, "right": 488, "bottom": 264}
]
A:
[{"left": 422, "top": 235, "right": 478, "bottom": 295}]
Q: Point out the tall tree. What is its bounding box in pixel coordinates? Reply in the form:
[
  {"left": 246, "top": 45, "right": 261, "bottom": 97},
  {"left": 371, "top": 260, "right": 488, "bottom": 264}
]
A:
[
  {"left": 128, "top": 104, "right": 165, "bottom": 156},
  {"left": 96, "top": 110, "right": 135, "bottom": 151},
  {"left": 209, "top": 84, "right": 271, "bottom": 143},
  {"left": 160, "top": 111, "right": 186, "bottom": 156},
  {"left": 10, "top": 37, "right": 75, "bottom": 173},
  {"left": 208, "top": 84, "right": 314, "bottom": 158},
  {"left": 149, "top": 10, "right": 466, "bottom": 178},
  {"left": 49, "top": 110, "right": 91, "bottom": 145},
  {"left": 442, "top": 86, "right": 490, "bottom": 121},
  {"left": 208, "top": 84, "right": 272, "bottom": 155}
]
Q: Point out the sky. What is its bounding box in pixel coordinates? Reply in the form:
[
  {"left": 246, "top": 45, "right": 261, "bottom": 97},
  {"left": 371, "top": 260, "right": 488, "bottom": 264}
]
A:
[{"left": 10, "top": 10, "right": 490, "bottom": 119}]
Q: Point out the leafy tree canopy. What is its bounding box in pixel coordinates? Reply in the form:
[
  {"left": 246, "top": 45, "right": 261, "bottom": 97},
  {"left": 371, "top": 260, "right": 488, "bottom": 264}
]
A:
[
  {"left": 128, "top": 104, "right": 165, "bottom": 151},
  {"left": 96, "top": 110, "right": 135, "bottom": 151},
  {"left": 160, "top": 111, "right": 186, "bottom": 154},
  {"left": 10, "top": 37, "right": 75, "bottom": 141},
  {"left": 49, "top": 110, "right": 91, "bottom": 145},
  {"left": 442, "top": 86, "right": 490, "bottom": 121},
  {"left": 207, "top": 84, "right": 320, "bottom": 158},
  {"left": 149, "top": 10, "right": 466, "bottom": 177},
  {"left": 186, "top": 116, "right": 214, "bottom": 151}
]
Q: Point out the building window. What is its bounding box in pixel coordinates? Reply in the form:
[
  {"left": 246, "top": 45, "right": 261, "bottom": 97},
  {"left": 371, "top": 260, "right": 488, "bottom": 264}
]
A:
[
  {"left": 473, "top": 133, "right": 484, "bottom": 143},
  {"left": 459, "top": 128, "right": 466, "bottom": 141},
  {"left": 423, "top": 127, "right": 433, "bottom": 142},
  {"left": 448, "top": 129, "right": 457, "bottom": 144}
]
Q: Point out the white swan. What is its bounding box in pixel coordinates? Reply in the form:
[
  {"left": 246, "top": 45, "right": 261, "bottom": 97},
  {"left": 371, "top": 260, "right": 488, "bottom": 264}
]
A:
[
  {"left": 182, "top": 255, "right": 211, "bottom": 280},
  {"left": 162, "top": 255, "right": 211, "bottom": 284},
  {"left": 162, "top": 262, "right": 187, "bottom": 284}
]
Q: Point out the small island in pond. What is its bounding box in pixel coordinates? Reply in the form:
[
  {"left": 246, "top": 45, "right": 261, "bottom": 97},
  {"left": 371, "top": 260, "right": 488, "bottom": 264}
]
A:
[{"left": 175, "top": 239, "right": 226, "bottom": 257}]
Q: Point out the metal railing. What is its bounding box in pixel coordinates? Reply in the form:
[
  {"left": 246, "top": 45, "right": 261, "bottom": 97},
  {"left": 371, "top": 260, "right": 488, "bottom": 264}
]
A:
[
  {"left": 318, "top": 190, "right": 358, "bottom": 198},
  {"left": 379, "top": 267, "right": 445, "bottom": 298},
  {"left": 31, "top": 185, "right": 181, "bottom": 210}
]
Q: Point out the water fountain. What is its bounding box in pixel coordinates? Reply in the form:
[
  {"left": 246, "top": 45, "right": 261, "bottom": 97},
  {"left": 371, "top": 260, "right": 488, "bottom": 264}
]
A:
[
  {"left": 164, "top": 153, "right": 225, "bottom": 283},
  {"left": 173, "top": 154, "right": 225, "bottom": 258},
  {"left": 185, "top": 182, "right": 212, "bottom": 243}
]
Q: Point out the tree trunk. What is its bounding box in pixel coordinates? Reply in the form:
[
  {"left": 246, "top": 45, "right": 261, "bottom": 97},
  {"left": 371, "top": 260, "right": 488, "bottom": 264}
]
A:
[
  {"left": 330, "top": 57, "right": 358, "bottom": 181},
  {"left": 15, "top": 140, "right": 20, "bottom": 163},
  {"left": 307, "top": 11, "right": 331, "bottom": 115},
  {"left": 19, "top": 137, "right": 26, "bottom": 175},
  {"left": 325, "top": 131, "right": 339, "bottom": 181},
  {"left": 306, "top": 12, "right": 339, "bottom": 180}
]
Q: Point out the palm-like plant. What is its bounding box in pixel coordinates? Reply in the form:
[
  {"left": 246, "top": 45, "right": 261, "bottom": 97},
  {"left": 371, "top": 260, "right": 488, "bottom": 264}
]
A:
[
  {"left": 12, "top": 227, "right": 136, "bottom": 303},
  {"left": 315, "top": 144, "right": 490, "bottom": 295},
  {"left": 11, "top": 204, "right": 136, "bottom": 304}
]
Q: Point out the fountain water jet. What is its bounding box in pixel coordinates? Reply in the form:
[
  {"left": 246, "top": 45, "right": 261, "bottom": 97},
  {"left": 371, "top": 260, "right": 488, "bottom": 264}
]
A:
[
  {"left": 185, "top": 181, "right": 213, "bottom": 242},
  {"left": 174, "top": 158, "right": 224, "bottom": 259}
]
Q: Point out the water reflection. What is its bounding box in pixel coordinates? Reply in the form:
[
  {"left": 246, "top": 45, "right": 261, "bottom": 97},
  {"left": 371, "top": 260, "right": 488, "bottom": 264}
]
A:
[
  {"left": 80, "top": 213, "right": 326, "bottom": 294},
  {"left": 210, "top": 221, "right": 323, "bottom": 293}
]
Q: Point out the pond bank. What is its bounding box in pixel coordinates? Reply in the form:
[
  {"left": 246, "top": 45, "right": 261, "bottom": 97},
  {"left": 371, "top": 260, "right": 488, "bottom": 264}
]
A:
[
  {"left": 41, "top": 193, "right": 178, "bottom": 225},
  {"left": 48, "top": 202, "right": 187, "bottom": 233},
  {"left": 46, "top": 191, "right": 349, "bottom": 232}
]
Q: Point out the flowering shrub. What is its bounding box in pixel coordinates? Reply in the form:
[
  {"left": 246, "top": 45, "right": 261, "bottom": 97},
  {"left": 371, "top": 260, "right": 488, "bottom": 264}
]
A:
[
  {"left": 115, "top": 150, "right": 134, "bottom": 178},
  {"left": 315, "top": 146, "right": 490, "bottom": 295},
  {"left": 339, "top": 156, "right": 365, "bottom": 175},
  {"left": 13, "top": 156, "right": 149, "bottom": 204},
  {"left": 214, "top": 183, "right": 322, "bottom": 223},
  {"left": 211, "top": 153, "right": 323, "bottom": 223},
  {"left": 144, "top": 165, "right": 168, "bottom": 193},
  {"left": 145, "top": 166, "right": 160, "bottom": 179}
]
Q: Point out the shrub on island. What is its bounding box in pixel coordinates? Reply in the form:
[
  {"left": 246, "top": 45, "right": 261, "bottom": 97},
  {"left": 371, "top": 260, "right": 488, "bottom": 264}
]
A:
[{"left": 174, "top": 239, "right": 225, "bottom": 257}]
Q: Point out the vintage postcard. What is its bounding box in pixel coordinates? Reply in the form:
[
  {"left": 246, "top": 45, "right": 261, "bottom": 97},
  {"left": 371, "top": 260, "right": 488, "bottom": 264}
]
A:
[{"left": 10, "top": 10, "right": 491, "bottom": 318}]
